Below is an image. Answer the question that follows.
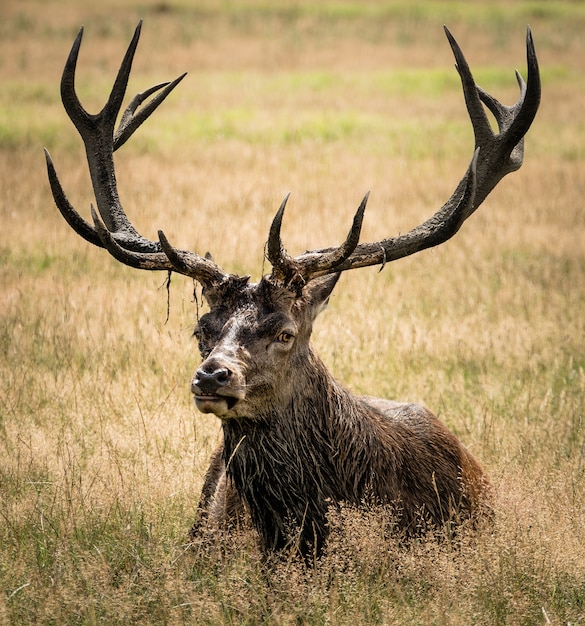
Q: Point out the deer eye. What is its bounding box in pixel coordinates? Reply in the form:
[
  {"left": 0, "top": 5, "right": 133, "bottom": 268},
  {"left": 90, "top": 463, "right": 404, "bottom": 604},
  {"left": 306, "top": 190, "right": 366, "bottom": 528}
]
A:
[{"left": 275, "top": 331, "right": 294, "bottom": 345}]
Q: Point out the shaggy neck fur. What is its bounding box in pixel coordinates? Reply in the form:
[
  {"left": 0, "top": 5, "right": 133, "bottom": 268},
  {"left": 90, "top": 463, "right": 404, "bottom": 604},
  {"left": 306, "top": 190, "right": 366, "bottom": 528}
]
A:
[
  {"left": 220, "top": 347, "right": 476, "bottom": 556},
  {"left": 222, "top": 350, "right": 354, "bottom": 553}
]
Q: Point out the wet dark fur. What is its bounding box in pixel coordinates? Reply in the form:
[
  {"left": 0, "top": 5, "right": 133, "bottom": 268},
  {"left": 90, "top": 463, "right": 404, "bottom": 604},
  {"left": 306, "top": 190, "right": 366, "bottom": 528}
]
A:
[{"left": 189, "top": 275, "right": 489, "bottom": 557}]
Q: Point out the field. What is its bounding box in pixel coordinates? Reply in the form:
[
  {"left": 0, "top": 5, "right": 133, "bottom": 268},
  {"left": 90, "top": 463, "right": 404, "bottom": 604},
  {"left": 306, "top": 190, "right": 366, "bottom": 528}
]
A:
[{"left": 1, "top": 0, "right": 584, "bottom": 623}]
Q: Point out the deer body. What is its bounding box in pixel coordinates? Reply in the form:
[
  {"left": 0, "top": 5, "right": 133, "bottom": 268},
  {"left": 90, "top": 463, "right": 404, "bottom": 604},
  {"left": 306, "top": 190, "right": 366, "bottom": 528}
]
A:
[
  {"left": 187, "top": 275, "right": 488, "bottom": 554},
  {"left": 45, "top": 23, "right": 540, "bottom": 557},
  {"left": 214, "top": 396, "right": 484, "bottom": 554},
  {"left": 199, "top": 361, "right": 488, "bottom": 555}
]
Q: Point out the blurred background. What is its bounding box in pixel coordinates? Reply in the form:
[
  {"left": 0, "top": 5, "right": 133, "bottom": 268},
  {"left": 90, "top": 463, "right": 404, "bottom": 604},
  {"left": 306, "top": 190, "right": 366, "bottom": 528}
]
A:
[{"left": 1, "top": 1, "right": 584, "bottom": 624}]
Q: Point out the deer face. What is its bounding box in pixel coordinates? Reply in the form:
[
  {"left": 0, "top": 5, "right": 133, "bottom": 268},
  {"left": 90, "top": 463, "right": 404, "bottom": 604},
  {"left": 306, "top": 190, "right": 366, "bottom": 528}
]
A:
[{"left": 191, "top": 274, "right": 339, "bottom": 419}]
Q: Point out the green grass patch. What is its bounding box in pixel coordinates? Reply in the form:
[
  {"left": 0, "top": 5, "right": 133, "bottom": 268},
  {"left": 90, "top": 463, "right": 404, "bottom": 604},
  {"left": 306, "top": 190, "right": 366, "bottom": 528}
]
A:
[{"left": 141, "top": 0, "right": 585, "bottom": 26}]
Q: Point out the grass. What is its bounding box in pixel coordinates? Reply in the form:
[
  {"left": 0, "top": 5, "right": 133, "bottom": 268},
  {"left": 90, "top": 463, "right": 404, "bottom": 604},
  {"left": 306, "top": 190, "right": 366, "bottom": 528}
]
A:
[{"left": 1, "top": 0, "right": 585, "bottom": 623}]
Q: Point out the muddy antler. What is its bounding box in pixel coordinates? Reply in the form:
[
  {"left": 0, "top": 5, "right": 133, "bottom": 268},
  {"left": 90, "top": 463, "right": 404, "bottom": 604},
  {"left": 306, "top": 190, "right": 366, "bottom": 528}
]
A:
[
  {"left": 47, "top": 23, "right": 540, "bottom": 293},
  {"left": 267, "top": 26, "right": 540, "bottom": 288},
  {"left": 45, "top": 21, "right": 228, "bottom": 286}
]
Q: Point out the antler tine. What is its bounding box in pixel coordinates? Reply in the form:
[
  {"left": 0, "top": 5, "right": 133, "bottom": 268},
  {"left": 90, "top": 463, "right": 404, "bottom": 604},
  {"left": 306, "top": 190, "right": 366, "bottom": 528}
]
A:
[
  {"left": 300, "top": 192, "right": 368, "bottom": 276},
  {"left": 158, "top": 231, "right": 230, "bottom": 286},
  {"left": 276, "top": 26, "right": 540, "bottom": 279},
  {"left": 45, "top": 148, "right": 103, "bottom": 247},
  {"left": 443, "top": 26, "right": 493, "bottom": 148},
  {"left": 267, "top": 193, "right": 368, "bottom": 288},
  {"left": 114, "top": 73, "right": 187, "bottom": 150},
  {"left": 90, "top": 206, "right": 174, "bottom": 271},
  {"left": 500, "top": 27, "right": 541, "bottom": 166},
  {"left": 266, "top": 193, "right": 296, "bottom": 283}
]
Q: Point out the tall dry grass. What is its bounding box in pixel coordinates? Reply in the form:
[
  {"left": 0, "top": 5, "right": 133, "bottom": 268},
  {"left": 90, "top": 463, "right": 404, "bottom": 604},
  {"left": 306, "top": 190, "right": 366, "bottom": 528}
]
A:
[{"left": 1, "top": 1, "right": 584, "bottom": 623}]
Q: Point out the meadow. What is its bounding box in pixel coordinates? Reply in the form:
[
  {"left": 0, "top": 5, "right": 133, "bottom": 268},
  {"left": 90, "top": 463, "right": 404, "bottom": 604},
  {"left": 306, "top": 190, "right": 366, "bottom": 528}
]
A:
[{"left": 1, "top": 0, "right": 584, "bottom": 623}]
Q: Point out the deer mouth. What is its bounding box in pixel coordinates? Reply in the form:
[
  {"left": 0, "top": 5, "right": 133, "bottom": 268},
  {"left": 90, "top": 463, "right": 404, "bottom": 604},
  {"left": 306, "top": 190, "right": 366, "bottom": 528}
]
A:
[{"left": 194, "top": 392, "right": 241, "bottom": 416}]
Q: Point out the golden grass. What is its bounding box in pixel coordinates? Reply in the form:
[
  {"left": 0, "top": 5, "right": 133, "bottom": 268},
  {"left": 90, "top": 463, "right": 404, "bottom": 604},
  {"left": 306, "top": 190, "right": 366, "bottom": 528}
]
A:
[{"left": 1, "top": 1, "right": 585, "bottom": 623}]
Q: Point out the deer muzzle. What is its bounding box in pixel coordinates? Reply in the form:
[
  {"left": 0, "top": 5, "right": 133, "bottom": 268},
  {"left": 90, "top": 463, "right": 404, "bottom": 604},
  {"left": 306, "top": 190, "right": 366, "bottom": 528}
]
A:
[{"left": 191, "top": 360, "right": 245, "bottom": 416}]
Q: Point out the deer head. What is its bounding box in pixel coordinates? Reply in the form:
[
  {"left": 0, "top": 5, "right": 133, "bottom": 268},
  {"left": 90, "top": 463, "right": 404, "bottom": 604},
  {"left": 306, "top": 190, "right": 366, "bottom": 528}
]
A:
[{"left": 191, "top": 273, "right": 340, "bottom": 418}]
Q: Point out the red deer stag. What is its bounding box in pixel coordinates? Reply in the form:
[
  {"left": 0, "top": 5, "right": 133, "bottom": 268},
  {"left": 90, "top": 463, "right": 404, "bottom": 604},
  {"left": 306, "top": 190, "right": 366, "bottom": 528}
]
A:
[{"left": 45, "top": 22, "right": 540, "bottom": 557}]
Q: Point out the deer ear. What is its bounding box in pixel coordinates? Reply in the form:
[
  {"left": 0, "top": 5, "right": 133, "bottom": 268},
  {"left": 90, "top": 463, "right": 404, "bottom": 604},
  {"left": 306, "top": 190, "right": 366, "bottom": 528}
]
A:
[{"left": 301, "top": 273, "right": 340, "bottom": 318}]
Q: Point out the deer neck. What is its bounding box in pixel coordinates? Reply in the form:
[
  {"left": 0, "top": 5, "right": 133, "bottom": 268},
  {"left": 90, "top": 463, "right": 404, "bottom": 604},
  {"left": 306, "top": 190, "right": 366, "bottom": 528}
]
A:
[
  {"left": 219, "top": 349, "right": 378, "bottom": 552},
  {"left": 223, "top": 348, "right": 354, "bottom": 438},
  {"left": 221, "top": 350, "right": 368, "bottom": 482}
]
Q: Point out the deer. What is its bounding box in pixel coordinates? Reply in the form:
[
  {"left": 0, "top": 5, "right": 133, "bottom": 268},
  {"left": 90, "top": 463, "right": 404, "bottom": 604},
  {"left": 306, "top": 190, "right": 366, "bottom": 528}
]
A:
[{"left": 45, "top": 22, "right": 540, "bottom": 557}]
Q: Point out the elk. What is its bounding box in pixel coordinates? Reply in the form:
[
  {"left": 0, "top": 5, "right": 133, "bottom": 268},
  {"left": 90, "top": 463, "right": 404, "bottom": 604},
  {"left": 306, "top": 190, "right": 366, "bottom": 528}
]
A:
[{"left": 45, "top": 22, "right": 540, "bottom": 557}]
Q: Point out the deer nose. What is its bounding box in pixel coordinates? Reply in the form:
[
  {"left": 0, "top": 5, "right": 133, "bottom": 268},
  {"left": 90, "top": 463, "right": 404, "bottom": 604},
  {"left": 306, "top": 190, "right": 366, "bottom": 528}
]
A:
[{"left": 192, "top": 367, "right": 232, "bottom": 395}]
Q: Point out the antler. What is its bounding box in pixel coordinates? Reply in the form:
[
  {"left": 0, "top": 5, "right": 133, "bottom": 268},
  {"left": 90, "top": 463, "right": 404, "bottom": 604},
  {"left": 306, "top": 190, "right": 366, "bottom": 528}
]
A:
[
  {"left": 48, "top": 23, "right": 540, "bottom": 295},
  {"left": 267, "top": 26, "right": 541, "bottom": 288},
  {"left": 45, "top": 21, "right": 228, "bottom": 286}
]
